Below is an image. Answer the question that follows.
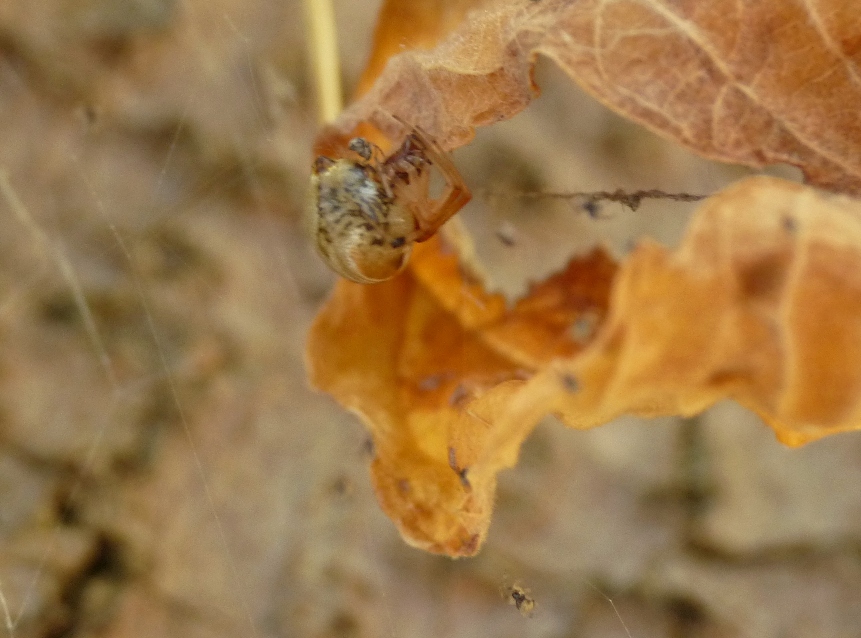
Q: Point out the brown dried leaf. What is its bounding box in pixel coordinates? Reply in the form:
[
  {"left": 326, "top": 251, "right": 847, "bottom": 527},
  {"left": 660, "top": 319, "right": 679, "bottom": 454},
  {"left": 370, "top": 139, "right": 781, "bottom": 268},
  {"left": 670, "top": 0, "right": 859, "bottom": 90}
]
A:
[
  {"left": 354, "top": 0, "right": 485, "bottom": 98},
  {"left": 319, "top": 0, "right": 861, "bottom": 193},
  {"left": 307, "top": 177, "right": 861, "bottom": 555}
]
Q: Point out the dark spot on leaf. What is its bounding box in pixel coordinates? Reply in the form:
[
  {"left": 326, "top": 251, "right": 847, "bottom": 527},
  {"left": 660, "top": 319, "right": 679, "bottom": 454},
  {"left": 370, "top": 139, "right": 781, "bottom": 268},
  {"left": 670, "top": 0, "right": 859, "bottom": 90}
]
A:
[
  {"left": 448, "top": 446, "right": 471, "bottom": 490},
  {"left": 570, "top": 313, "right": 598, "bottom": 343},
  {"left": 418, "top": 374, "right": 444, "bottom": 391},
  {"left": 561, "top": 374, "right": 579, "bottom": 392},
  {"left": 461, "top": 534, "right": 480, "bottom": 555},
  {"left": 738, "top": 254, "right": 788, "bottom": 300},
  {"left": 449, "top": 384, "right": 470, "bottom": 406}
]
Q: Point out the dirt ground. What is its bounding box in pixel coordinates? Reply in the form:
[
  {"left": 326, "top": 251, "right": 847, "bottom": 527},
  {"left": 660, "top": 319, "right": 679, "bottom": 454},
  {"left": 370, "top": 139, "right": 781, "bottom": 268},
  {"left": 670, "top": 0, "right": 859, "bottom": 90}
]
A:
[{"left": 1, "top": 1, "right": 861, "bottom": 637}]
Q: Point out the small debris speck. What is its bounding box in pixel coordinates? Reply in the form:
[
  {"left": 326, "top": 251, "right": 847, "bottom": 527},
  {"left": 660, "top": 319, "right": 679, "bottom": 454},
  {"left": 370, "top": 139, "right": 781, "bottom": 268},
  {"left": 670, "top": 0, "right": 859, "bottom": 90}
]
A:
[{"left": 505, "top": 583, "right": 535, "bottom": 617}]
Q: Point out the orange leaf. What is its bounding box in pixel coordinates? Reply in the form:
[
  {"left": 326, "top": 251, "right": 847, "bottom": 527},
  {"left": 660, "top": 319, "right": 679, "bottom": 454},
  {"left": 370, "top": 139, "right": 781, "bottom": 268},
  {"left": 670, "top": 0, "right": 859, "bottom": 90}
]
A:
[
  {"left": 307, "top": 226, "right": 616, "bottom": 555},
  {"left": 319, "top": 0, "right": 861, "bottom": 193},
  {"left": 307, "top": 177, "right": 861, "bottom": 556}
]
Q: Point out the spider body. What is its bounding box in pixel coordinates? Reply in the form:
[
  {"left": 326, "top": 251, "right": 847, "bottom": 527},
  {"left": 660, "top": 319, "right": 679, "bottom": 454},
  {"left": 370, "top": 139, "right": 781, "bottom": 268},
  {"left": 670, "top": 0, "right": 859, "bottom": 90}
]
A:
[{"left": 305, "top": 126, "right": 470, "bottom": 283}]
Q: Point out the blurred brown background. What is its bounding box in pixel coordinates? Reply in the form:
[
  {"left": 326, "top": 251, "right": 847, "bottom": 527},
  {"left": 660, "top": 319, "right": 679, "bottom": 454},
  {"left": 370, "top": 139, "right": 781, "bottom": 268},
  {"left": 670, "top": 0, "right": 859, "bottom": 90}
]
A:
[{"left": 1, "top": 1, "right": 860, "bottom": 637}]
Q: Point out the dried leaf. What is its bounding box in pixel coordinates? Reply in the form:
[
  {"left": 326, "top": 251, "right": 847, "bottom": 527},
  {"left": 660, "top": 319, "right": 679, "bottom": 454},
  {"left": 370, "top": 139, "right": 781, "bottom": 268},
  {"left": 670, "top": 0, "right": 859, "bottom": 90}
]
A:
[
  {"left": 307, "top": 225, "right": 616, "bottom": 555},
  {"left": 319, "top": 0, "right": 861, "bottom": 193},
  {"left": 307, "top": 0, "right": 861, "bottom": 555},
  {"left": 354, "top": 0, "right": 485, "bottom": 98},
  {"left": 307, "top": 177, "right": 861, "bottom": 555}
]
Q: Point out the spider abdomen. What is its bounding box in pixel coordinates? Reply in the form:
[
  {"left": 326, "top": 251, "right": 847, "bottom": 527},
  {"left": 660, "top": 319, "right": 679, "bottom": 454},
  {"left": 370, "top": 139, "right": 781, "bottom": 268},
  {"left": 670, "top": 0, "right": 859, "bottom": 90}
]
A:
[
  {"left": 306, "top": 126, "right": 470, "bottom": 283},
  {"left": 306, "top": 160, "right": 415, "bottom": 283}
]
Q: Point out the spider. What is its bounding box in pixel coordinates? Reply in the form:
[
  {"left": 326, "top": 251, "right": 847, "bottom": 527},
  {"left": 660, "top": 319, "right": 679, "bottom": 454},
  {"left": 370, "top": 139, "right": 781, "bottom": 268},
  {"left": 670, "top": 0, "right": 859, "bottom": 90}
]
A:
[{"left": 305, "top": 123, "right": 471, "bottom": 283}]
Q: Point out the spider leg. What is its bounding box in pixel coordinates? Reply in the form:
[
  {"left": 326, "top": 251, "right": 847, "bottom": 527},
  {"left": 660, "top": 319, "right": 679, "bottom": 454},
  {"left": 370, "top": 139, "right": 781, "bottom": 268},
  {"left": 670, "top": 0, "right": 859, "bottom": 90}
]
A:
[
  {"left": 384, "top": 117, "right": 472, "bottom": 241},
  {"left": 378, "top": 169, "right": 394, "bottom": 200},
  {"left": 413, "top": 180, "right": 471, "bottom": 242},
  {"left": 410, "top": 135, "right": 471, "bottom": 242}
]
